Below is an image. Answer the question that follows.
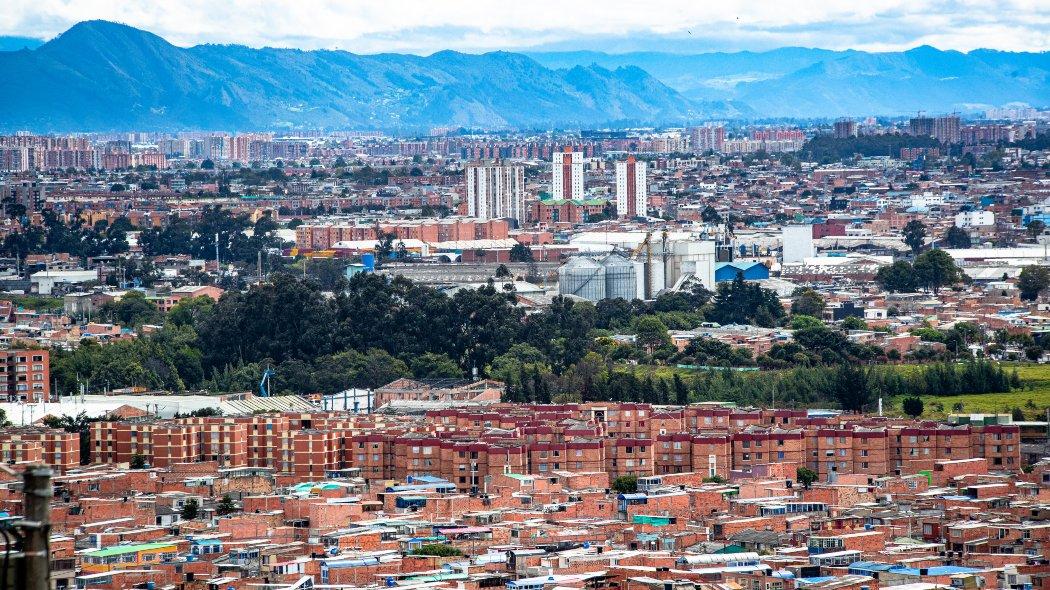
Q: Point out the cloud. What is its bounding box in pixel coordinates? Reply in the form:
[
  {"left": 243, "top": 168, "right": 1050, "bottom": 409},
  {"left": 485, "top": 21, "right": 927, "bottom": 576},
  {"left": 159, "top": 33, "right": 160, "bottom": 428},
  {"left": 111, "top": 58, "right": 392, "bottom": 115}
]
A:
[{"left": 1, "top": 0, "right": 1047, "bottom": 53}]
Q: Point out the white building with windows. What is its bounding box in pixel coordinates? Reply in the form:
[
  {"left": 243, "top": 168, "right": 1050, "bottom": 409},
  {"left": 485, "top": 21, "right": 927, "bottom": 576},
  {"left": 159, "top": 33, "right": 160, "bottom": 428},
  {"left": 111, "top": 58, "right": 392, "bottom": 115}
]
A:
[
  {"left": 551, "top": 147, "right": 584, "bottom": 200},
  {"left": 615, "top": 156, "right": 648, "bottom": 218},
  {"left": 465, "top": 160, "right": 525, "bottom": 223},
  {"left": 954, "top": 210, "right": 995, "bottom": 228}
]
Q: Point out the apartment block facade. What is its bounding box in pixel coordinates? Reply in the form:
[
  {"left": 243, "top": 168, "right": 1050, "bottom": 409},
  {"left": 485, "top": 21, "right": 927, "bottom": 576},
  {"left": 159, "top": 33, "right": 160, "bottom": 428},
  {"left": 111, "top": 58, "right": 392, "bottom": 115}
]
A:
[
  {"left": 0, "top": 348, "right": 50, "bottom": 402},
  {"left": 74, "top": 403, "right": 1023, "bottom": 489}
]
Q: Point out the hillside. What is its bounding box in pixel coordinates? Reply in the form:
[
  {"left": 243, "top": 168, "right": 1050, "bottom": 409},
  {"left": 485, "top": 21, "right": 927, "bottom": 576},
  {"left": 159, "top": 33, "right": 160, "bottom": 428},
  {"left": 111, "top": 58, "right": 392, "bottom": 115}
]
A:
[
  {"left": 0, "top": 21, "right": 723, "bottom": 132},
  {"left": 530, "top": 47, "right": 1050, "bottom": 117},
  {"left": 2, "top": 21, "right": 1047, "bottom": 130}
]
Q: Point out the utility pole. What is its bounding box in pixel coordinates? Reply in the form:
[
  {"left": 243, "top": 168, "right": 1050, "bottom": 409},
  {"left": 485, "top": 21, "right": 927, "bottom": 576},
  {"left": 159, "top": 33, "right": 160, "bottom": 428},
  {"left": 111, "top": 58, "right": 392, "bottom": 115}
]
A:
[
  {"left": 214, "top": 233, "right": 220, "bottom": 277},
  {"left": 22, "top": 465, "right": 52, "bottom": 590}
]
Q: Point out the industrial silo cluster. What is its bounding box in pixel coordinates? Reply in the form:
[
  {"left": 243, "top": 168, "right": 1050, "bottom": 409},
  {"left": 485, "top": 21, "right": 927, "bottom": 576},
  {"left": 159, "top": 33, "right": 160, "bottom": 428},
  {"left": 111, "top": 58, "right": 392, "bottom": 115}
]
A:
[{"left": 557, "top": 254, "right": 637, "bottom": 301}]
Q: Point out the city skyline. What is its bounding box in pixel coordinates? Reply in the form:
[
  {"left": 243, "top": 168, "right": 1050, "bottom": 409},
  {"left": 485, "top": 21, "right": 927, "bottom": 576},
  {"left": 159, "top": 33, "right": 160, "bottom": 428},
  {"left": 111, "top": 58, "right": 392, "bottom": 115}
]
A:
[{"left": 2, "top": 0, "right": 1048, "bottom": 54}]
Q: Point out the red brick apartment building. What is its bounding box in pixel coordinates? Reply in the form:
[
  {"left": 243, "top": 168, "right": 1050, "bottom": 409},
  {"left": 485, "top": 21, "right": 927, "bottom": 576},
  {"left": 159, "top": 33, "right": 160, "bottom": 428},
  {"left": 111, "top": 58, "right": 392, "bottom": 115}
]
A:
[
  {"left": 294, "top": 218, "right": 510, "bottom": 249},
  {"left": 68, "top": 403, "right": 1024, "bottom": 488},
  {"left": 0, "top": 427, "right": 79, "bottom": 472},
  {"left": 0, "top": 348, "right": 50, "bottom": 402}
]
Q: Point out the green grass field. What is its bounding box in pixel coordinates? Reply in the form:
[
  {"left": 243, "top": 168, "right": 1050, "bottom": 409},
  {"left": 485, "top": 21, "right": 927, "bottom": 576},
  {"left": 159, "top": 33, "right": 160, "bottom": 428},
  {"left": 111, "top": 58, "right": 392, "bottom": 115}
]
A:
[
  {"left": 628, "top": 362, "right": 1050, "bottom": 419},
  {"left": 0, "top": 293, "right": 63, "bottom": 311},
  {"left": 911, "top": 364, "right": 1050, "bottom": 419}
]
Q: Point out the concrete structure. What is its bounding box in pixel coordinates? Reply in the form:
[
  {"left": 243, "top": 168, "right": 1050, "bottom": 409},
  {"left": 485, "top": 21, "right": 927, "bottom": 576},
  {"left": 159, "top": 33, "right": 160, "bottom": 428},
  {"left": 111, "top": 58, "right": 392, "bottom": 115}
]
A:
[
  {"left": 558, "top": 256, "right": 607, "bottom": 301},
  {"left": 30, "top": 269, "right": 98, "bottom": 295},
  {"left": 782, "top": 225, "right": 815, "bottom": 264}
]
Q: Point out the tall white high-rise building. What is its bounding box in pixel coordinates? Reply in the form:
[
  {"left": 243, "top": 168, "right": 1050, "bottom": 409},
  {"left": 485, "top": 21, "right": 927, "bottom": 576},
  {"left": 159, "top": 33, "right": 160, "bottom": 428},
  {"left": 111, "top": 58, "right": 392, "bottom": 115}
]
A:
[
  {"left": 615, "top": 156, "right": 647, "bottom": 218},
  {"left": 551, "top": 146, "right": 584, "bottom": 200},
  {"left": 465, "top": 160, "right": 526, "bottom": 223}
]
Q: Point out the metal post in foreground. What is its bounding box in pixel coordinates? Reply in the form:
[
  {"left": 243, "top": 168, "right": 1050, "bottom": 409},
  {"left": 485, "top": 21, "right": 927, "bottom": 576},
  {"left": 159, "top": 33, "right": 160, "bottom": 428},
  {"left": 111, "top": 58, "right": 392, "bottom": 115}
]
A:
[{"left": 22, "top": 465, "right": 52, "bottom": 590}]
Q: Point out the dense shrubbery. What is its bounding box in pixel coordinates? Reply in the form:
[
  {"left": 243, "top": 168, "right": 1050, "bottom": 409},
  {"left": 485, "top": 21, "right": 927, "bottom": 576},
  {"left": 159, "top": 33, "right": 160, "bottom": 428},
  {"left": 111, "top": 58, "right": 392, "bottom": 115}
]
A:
[
  {"left": 800, "top": 134, "right": 941, "bottom": 163},
  {"left": 46, "top": 273, "right": 1021, "bottom": 412}
]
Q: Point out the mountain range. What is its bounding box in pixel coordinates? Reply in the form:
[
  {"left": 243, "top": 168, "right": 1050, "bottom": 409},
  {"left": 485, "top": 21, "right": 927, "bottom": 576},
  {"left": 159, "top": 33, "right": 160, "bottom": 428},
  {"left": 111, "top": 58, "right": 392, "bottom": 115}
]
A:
[
  {"left": 0, "top": 20, "right": 1047, "bottom": 132},
  {"left": 527, "top": 47, "right": 1050, "bottom": 118}
]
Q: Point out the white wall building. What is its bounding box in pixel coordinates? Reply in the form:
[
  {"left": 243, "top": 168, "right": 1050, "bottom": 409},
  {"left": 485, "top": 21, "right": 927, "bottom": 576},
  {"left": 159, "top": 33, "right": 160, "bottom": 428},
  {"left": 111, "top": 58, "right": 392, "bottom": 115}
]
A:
[
  {"left": 910, "top": 192, "right": 946, "bottom": 208},
  {"left": 954, "top": 210, "right": 995, "bottom": 228},
  {"left": 551, "top": 147, "right": 584, "bottom": 200},
  {"left": 782, "top": 225, "right": 815, "bottom": 264},
  {"left": 30, "top": 270, "right": 98, "bottom": 295},
  {"left": 465, "top": 160, "right": 525, "bottom": 223},
  {"left": 615, "top": 156, "right": 648, "bottom": 218}
]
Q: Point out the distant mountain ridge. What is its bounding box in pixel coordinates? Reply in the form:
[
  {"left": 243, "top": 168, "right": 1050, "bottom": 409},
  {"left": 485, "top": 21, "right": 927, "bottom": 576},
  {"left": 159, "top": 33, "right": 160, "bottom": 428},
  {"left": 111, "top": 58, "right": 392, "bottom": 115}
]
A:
[
  {"left": 0, "top": 20, "right": 1046, "bottom": 131},
  {"left": 0, "top": 20, "right": 741, "bottom": 132},
  {"left": 0, "top": 36, "right": 43, "bottom": 51},
  {"left": 528, "top": 47, "right": 1050, "bottom": 118}
]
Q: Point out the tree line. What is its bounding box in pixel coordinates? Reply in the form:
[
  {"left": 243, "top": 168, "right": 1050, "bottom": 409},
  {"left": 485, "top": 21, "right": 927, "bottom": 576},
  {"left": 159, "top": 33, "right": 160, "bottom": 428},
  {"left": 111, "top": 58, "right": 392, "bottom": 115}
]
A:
[{"left": 47, "top": 272, "right": 1025, "bottom": 413}]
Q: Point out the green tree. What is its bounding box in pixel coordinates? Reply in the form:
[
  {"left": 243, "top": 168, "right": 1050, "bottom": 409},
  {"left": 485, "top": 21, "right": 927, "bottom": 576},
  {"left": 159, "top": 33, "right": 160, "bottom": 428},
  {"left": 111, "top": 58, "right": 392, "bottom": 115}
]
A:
[
  {"left": 913, "top": 249, "right": 962, "bottom": 293},
  {"left": 509, "top": 243, "right": 533, "bottom": 262},
  {"left": 358, "top": 349, "right": 411, "bottom": 388},
  {"left": 99, "top": 291, "right": 164, "bottom": 327},
  {"left": 902, "top": 396, "right": 924, "bottom": 418},
  {"left": 701, "top": 206, "right": 722, "bottom": 223},
  {"left": 708, "top": 274, "right": 784, "bottom": 327},
  {"left": 833, "top": 364, "right": 872, "bottom": 412},
  {"left": 633, "top": 315, "right": 670, "bottom": 354},
  {"left": 487, "top": 344, "right": 549, "bottom": 385},
  {"left": 1027, "top": 220, "right": 1046, "bottom": 241},
  {"left": 167, "top": 296, "right": 215, "bottom": 328},
  {"left": 790, "top": 315, "right": 824, "bottom": 330},
  {"left": 411, "top": 544, "right": 464, "bottom": 557},
  {"left": 303, "top": 257, "right": 350, "bottom": 290},
  {"left": 181, "top": 498, "right": 200, "bottom": 520},
  {"left": 1025, "top": 345, "right": 1044, "bottom": 361},
  {"left": 841, "top": 316, "right": 868, "bottom": 331},
  {"left": 875, "top": 261, "right": 918, "bottom": 293},
  {"left": 130, "top": 454, "right": 148, "bottom": 469},
  {"left": 944, "top": 226, "right": 971, "bottom": 249},
  {"left": 1018, "top": 265, "right": 1050, "bottom": 301},
  {"left": 796, "top": 466, "right": 818, "bottom": 489},
  {"left": 216, "top": 494, "right": 237, "bottom": 516},
  {"left": 673, "top": 373, "right": 689, "bottom": 406},
  {"left": 791, "top": 288, "right": 825, "bottom": 317},
  {"left": 410, "top": 353, "right": 464, "bottom": 379},
  {"left": 903, "top": 219, "right": 927, "bottom": 254},
  {"left": 611, "top": 475, "right": 638, "bottom": 494}
]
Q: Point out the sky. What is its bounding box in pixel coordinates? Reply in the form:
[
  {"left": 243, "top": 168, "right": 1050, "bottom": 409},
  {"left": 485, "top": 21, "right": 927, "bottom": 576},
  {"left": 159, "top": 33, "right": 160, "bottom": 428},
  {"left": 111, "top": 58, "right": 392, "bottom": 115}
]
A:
[{"left": 1, "top": 0, "right": 1048, "bottom": 54}]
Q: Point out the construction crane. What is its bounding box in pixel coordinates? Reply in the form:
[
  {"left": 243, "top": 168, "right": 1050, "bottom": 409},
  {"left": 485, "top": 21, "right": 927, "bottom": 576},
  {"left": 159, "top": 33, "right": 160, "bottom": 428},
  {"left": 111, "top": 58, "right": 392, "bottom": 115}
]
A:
[
  {"left": 632, "top": 230, "right": 654, "bottom": 300},
  {"left": 259, "top": 366, "right": 274, "bottom": 397}
]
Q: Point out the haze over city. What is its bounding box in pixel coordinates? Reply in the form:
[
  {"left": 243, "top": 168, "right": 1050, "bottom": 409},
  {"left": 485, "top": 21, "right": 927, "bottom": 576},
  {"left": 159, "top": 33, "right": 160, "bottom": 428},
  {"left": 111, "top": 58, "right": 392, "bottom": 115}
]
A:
[
  {"left": 2, "top": 0, "right": 1048, "bottom": 53},
  {"left": 0, "top": 3, "right": 1047, "bottom": 590}
]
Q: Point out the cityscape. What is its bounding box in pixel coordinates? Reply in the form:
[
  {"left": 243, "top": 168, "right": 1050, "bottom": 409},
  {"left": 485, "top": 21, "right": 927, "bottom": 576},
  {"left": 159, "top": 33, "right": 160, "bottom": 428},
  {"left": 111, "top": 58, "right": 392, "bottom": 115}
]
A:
[{"left": 0, "top": 3, "right": 1048, "bottom": 590}]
